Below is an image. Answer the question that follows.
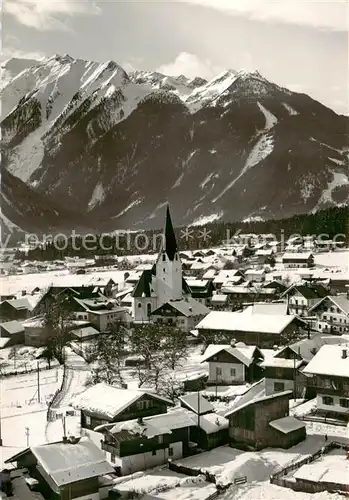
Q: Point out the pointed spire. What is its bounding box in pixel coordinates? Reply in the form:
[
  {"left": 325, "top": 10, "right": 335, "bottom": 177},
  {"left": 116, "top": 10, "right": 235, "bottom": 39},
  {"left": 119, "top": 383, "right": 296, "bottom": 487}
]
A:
[{"left": 164, "top": 204, "right": 178, "bottom": 261}]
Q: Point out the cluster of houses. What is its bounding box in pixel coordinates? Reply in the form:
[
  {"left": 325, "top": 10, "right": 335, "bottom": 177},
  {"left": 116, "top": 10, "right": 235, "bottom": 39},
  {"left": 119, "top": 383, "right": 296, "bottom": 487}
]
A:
[{"left": 1, "top": 206, "right": 349, "bottom": 499}]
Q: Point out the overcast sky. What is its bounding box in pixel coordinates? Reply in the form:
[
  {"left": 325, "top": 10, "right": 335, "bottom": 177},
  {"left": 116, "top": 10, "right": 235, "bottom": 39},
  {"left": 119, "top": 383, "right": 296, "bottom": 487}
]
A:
[{"left": 2, "top": 0, "right": 348, "bottom": 114}]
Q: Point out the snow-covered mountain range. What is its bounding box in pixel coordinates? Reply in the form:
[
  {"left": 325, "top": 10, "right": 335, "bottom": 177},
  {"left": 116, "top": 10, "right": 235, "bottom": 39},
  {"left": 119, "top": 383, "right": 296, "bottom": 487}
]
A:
[{"left": 1, "top": 54, "right": 348, "bottom": 236}]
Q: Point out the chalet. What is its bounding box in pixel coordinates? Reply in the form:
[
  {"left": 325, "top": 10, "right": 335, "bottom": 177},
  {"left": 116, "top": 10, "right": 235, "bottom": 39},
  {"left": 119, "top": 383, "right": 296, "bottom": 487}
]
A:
[
  {"left": 0, "top": 297, "right": 32, "bottom": 321},
  {"left": 99, "top": 410, "right": 195, "bottom": 475},
  {"left": 262, "top": 280, "right": 287, "bottom": 296},
  {"left": 201, "top": 343, "right": 264, "bottom": 385},
  {"left": 282, "top": 252, "right": 314, "bottom": 268},
  {"left": 0, "top": 320, "right": 24, "bottom": 346},
  {"left": 281, "top": 283, "right": 328, "bottom": 317},
  {"left": 308, "top": 295, "right": 349, "bottom": 334},
  {"left": 244, "top": 269, "right": 266, "bottom": 283},
  {"left": 179, "top": 393, "right": 214, "bottom": 415},
  {"left": 150, "top": 298, "right": 209, "bottom": 332},
  {"left": 71, "top": 325, "right": 101, "bottom": 342},
  {"left": 210, "top": 293, "right": 229, "bottom": 310},
  {"left": 22, "top": 317, "right": 51, "bottom": 347},
  {"left": 71, "top": 383, "right": 173, "bottom": 432},
  {"left": 196, "top": 310, "right": 304, "bottom": 348},
  {"left": 303, "top": 345, "right": 349, "bottom": 420},
  {"left": 261, "top": 354, "right": 308, "bottom": 399},
  {"left": 4, "top": 437, "right": 115, "bottom": 500},
  {"left": 225, "top": 390, "right": 306, "bottom": 450}
]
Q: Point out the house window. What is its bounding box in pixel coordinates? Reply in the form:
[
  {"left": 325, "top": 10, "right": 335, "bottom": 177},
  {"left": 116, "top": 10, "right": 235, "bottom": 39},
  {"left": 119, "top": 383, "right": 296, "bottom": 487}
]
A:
[
  {"left": 274, "top": 382, "right": 285, "bottom": 392},
  {"left": 216, "top": 367, "right": 222, "bottom": 376},
  {"left": 152, "top": 450, "right": 157, "bottom": 456},
  {"left": 162, "top": 253, "right": 166, "bottom": 261},
  {"left": 322, "top": 396, "right": 334, "bottom": 406},
  {"left": 230, "top": 368, "right": 236, "bottom": 377},
  {"left": 158, "top": 435, "right": 163, "bottom": 444},
  {"left": 147, "top": 303, "right": 151, "bottom": 317},
  {"left": 137, "top": 401, "right": 144, "bottom": 410},
  {"left": 110, "top": 453, "right": 116, "bottom": 463},
  {"left": 168, "top": 447, "right": 174, "bottom": 457},
  {"left": 138, "top": 303, "right": 142, "bottom": 308},
  {"left": 339, "top": 398, "right": 349, "bottom": 408},
  {"left": 85, "top": 415, "right": 91, "bottom": 425}
]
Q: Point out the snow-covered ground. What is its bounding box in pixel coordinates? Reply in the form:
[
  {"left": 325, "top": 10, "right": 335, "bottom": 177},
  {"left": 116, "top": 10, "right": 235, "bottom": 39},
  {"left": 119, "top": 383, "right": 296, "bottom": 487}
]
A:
[
  {"left": 221, "top": 482, "right": 344, "bottom": 500},
  {"left": 113, "top": 468, "right": 216, "bottom": 499},
  {"left": 314, "top": 249, "right": 349, "bottom": 270}
]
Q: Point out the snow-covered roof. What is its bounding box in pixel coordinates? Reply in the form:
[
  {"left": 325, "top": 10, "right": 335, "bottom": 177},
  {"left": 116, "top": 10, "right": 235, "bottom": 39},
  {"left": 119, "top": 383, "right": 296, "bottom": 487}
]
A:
[
  {"left": 302, "top": 345, "right": 349, "bottom": 378},
  {"left": 309, "top": 295, "right": 349, "bottom": 315},
  {"left": 293, "top": 454, "right": 349, "bottom": 486},
  {"left": 27, "top": 438, "right": 114, "bottom": 487},
  {"left": 213, "top": 270, "right": 241, "bottom": 284},
  {"left": 71, "top": 382, "right": 172, "bottom": 419},
  {"left": 244, "top": 303, "right": 288, "bottom": 316},
  {"left": 225, "top": 388, "right": 292, "bottom": 418},
  {"left": 211, "top": 294, "right": 228, "bottom": 303},
  {"left": 186, "top": 279, "right": 209, "bottom": 288},
  {"left": 269, "top": 416, "right": 305, "bottom": 434},
  {"left": 201, "top": 344, "right": 257, "bottom": 366},
  {"left": 0, "top": 319, "right": 24, "bottom": 334},
  {"left": 109, "top": 409, "right": 195, "bottom": 438},
  {"left": 179, "top": 393, "right": 214, "bottom": 415},
  {"left": 196, "top": 311, "right": 297, "bottom": 335}
]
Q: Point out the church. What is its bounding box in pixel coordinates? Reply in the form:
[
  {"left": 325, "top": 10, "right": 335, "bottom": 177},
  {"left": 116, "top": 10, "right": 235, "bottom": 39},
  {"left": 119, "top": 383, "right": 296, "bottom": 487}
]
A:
[{"left": 132, "top": 206, "right": 209, "bottom": 331}]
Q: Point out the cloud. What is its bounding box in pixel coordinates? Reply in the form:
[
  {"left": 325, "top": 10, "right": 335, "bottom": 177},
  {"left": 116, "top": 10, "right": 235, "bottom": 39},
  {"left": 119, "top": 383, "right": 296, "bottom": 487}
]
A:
[
  {"left": 1, "top": 47, "right": 46, "bottom": 62},
  {"left": 180, "top": 0, "right": 348, "bottom": 31},
  {"left": 4, "top": 0, "right": 101, "bottom": 30},
  {"left": 157, "top": 52, "right": 223, "bottom": 79}
]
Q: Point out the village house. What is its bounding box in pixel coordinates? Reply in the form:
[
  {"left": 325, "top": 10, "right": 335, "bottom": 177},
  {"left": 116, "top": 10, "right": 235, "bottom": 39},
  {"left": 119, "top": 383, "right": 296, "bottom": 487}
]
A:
[
  {"left": 201, "top": 342, "right": 264, "bottom": 385},
  {"left": 196, "top": 310, "right": 304, "bottom": 348},
  {"left": 303, "top": 345, "right": 349, "bottom": 420},
  {"left": 0, "top": 297, "right": 33, "bottom": 321},
  {"left": 71, "top": 382, "right": 173, "bottom": 433},
  {"left": 281, "top": 283, "right": 328, "bottom": 317},
  {"left": 132, "top": 206, "right": 210, "bottom": 328},
  {"left": 98, "top": 410, "right": 195, "bottom": 475},
  {"left": 308, "top": 295, "right": 349, "bottom": 334},
  {"left": 212, "top": 270, "right": 245, "bottom": 289},
  {"left": 282, "top": 252, "right": 314, "bottom": 268},
  {"left": 224, "top": 389, "right": 306, "bottom": 450},
  {"left": 4, "top": 437, "right": 115, "bottom": 500},
  {"left": 0, "top": 320, "right": 24, "bottom": 346},
  {"left": 328, "top": 274, "right": 349, "bottom": 294},
  {"left": 220, "top": 284, "right": 277, "bottom": 308},
  {"left": 210, "top": 293, "right": 229, "bottom": 310},
  {"left": 244, "top": 268, "right": 266, "bottom": 283}
]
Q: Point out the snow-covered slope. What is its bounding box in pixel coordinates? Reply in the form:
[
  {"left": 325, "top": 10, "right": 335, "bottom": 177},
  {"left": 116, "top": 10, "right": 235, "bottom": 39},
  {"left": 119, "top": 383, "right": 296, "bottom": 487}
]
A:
[{"left": 2, "top": 55, "right": 349, "bottom": 232}]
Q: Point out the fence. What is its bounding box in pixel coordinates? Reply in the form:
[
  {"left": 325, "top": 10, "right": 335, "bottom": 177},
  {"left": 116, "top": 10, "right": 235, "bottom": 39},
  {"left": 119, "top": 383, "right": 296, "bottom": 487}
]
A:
[
  {"left": 46, "top": 363, "right": 67, "bottom": 421},
  {"left": 297, "top": 414, "right": 347, "bottom": 427},
  {"left": 270, "top": 441, "right": 349, "bottom": 487},
  {"left": 0, "top": 363, "right": 58, "bottom": 379}
]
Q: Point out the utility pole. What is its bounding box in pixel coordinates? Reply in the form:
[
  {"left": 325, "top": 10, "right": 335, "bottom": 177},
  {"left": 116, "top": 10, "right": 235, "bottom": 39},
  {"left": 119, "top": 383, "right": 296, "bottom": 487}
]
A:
[
  {"left": 25, "top": 427, "right": 30, "bottom": 447},
  {"left": 37, "top": 361, "right": 41, "bottom": 403}
]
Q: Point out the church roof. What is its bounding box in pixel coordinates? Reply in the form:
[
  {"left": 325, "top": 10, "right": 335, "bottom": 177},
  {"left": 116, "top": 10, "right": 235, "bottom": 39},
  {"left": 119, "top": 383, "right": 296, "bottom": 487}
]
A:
[{"left": 163, "top": 205, "right": 178, "bottom": 261}]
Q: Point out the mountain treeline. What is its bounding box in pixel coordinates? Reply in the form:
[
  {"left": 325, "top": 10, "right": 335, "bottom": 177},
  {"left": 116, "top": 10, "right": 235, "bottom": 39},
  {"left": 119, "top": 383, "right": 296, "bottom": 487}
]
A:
[{"left": 16, "top": 205, "right": 348, "bottom": 261}]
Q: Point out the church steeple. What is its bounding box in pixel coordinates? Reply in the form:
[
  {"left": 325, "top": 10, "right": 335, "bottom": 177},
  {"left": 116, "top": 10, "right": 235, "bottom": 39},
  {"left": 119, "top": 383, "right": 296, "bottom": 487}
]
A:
[{"left": 163, "top": 204, "right": 178, "bottom": 261}]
